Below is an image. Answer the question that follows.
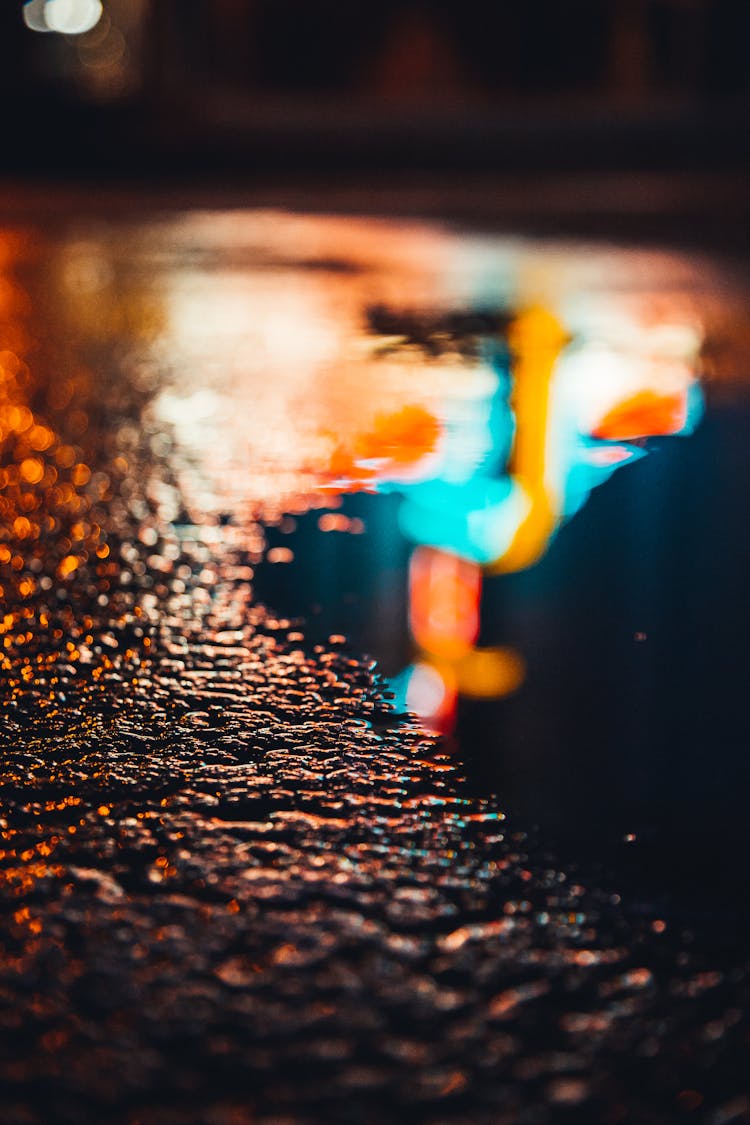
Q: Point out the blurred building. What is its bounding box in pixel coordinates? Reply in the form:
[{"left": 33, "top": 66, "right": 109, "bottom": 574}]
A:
[{"left": 2, "top": 0, "right": 749, "bottom": 174}]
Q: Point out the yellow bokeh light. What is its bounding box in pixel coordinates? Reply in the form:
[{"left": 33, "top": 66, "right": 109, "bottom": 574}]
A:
[
  {"left": 453, "top": 647, "right": 526, "bottom": 699},
  {"left": 20, "top": 458, "right": 44, "bottom": 485},
  {"left": 57, "top": 555, "right": 80, "bottom": 579}
]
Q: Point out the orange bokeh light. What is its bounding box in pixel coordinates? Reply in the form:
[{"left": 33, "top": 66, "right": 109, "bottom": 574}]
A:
[
  {"left": 409, "top": 546, "right": 481, "bottom": 661},
  {"left": 592, "top": 389, "right": 688, "bottom": 440}
]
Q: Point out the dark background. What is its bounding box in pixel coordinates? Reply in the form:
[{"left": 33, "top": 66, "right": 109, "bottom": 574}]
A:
[{"left": 2, "top": 0, "right": 750, "bottom": 178}]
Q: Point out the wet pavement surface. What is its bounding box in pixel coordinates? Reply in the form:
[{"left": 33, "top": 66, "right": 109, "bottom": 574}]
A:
[{"left": 1, "top": 207, "right": 749, "bottom": 1123}]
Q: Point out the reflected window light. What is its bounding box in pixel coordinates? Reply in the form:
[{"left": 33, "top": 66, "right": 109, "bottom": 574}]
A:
[{"left": 24, "top": 0, "right": 103, "bottom": 35}]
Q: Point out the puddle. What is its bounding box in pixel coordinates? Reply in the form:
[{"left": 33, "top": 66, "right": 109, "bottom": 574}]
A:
[{"left": 1, "top": 207, "right": 749, "bottom": 1122}]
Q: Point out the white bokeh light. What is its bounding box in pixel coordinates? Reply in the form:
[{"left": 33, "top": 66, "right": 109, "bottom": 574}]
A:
[
  {"left": 22, "top": 0, "right": 51, "bottom": 32},
  {"left": 42, "top": 0, "right": 103, "bottom": 35}
]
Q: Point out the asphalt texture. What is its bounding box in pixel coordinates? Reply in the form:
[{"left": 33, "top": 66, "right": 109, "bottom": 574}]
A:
[
  {"left": 0, "top": 210, "right": 748, "bottom": 1124},
  {"left": 2, "top": 530, "right": 750, "bottom": 1125}
]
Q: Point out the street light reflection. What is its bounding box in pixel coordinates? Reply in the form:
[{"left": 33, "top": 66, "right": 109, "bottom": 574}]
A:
[{"left": 1, "top": 212, "right": 734, "bottom": 735}]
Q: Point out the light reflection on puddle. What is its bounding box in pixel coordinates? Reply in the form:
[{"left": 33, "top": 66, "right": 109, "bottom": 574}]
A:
[
  {"left": 135, "top": 213, "right": 719, "bottom": 730},
  {"left": 2, "top": 210, "right": 750, "bottom": 1120},
  {"left": 2, "top": 210, "right": 749, "bottom": 824}
]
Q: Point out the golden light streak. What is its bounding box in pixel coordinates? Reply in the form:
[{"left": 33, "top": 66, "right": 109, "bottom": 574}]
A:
[{"left": 490, "top": 307, "right": 568, "bottom": 574}]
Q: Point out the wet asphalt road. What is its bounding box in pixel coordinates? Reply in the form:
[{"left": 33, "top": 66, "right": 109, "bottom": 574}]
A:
[
  {"left": 2, "top": 529, "right": 750, "bottom": 1125},
  {"left": 2, "top": 517, "right": 750, "bottom": 1125},
  {"left": 0, "top": 209, "right": 749, "bottom": 1124}
]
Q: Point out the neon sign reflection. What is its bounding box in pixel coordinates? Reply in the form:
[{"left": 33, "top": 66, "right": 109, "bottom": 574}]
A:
[
  {"left": 23, "top": 212, "right": 710, "bottom": 733},
  {"left": 370, "top": 307, "right": 703, "bottom": 730}
]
